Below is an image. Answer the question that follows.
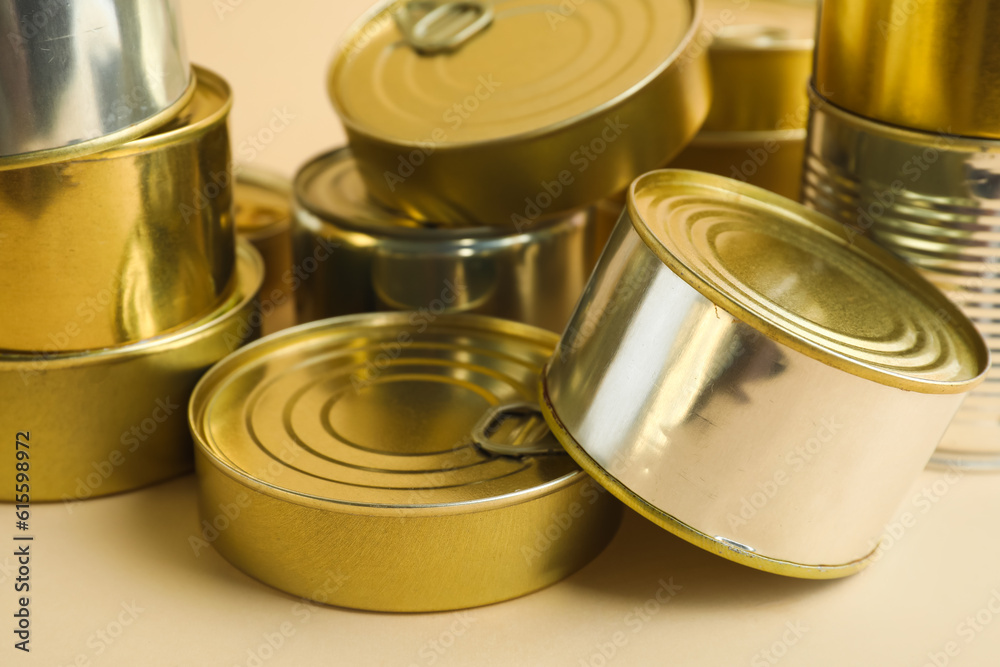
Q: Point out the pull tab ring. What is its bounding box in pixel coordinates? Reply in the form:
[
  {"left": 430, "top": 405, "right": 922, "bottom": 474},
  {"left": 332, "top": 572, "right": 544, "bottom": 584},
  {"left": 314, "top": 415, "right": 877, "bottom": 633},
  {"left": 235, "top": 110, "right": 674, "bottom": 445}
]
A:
[
  {"left": 472, "top": 402, "right": 567, "bottom": 458},
  {"left": 394, "top": 1, "right": 494, "bottom": 55}
]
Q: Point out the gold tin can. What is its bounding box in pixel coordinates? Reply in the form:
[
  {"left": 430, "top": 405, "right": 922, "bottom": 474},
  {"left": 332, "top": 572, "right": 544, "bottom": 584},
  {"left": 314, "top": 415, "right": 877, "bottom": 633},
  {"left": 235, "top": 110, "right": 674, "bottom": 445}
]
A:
[
  {"left": 815, "top": 0, "right": 1000, "bottom": 139},
  {"left": 235, "top": 169, "right": 296, "bottom": 336},
  {"left": 0, "top": 241, "right": 263, "bottom": 502},
  {"left": 801, "top": 87, "right": 1000, "bottom": 467},
  {"left": 668, "top": 0, "right": 815, "bottom": 199},
  {"left": 542, "top": 170, "right": 989, "bottom": 578},
  {"left": 293, "top": 148, "right": 614, "bottom": 333},
  {"left": 0, "top": 65, "right": 236, "bottom": 353},
  {"left": 190, "top": 313, "right": 622, "bottom": 612},
  {"left": 327, "top": 0, "right": 710, "bottom": 228}
]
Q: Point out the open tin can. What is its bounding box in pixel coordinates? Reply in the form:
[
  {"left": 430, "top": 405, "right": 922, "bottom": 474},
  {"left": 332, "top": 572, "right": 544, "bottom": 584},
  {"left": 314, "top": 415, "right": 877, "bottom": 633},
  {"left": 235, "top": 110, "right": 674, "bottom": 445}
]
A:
[
  {"left": 0, "top": 0, "right": 195, "bottom": 167},
  {"left": 327, "top": 0, "right": 709, "bottom": 228},
  {"left": 669, "top": 0, "right": 815, "bottom": 199},
  {"left": 0, "top": 241, "right": 263, "bottom": 502},
  {"left": 0, "top": 65, "right": 235, "bottom": 353},
  {"left": 190, "top": 313, "right": 621, "bottom": 612},
  {"left": 293, "top": 147, "right": 614, "bottom": 333},
  {"left": 541, "top": 170, "right": 989, "bottom": 578}
]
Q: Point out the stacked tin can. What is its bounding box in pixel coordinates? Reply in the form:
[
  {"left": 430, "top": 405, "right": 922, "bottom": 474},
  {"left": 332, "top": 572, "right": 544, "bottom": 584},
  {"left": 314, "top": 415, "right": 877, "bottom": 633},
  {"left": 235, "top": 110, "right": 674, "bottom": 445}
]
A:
[
  {"left": 0, "top": 1, "right": 263, "bottom": 501},
  {"left": 801, "top": 0, "right": 1000, "bottom": 467}
]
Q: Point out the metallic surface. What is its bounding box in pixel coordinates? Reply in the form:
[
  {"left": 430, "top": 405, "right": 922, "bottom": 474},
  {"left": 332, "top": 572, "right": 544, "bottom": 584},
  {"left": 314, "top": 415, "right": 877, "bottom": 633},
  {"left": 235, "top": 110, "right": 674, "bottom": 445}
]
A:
[
  {"left": 327, "top": 0, "right": 710, "bottom": 228},
  {"left": 0, "top": 241, "right": 263, "bottom": 502},
  {"left": 293, "top": 148, "right": 615, "bottom": 333},
  {"left": 542, "top": 170, "right": 989, "bottom": 577},
  {"left": 801, "top": 89, "right": 1000, "bottom": 466},
  {"left": 235, "top": 169, "right": 295, "bottom": 335},
  {"left": 814, "top": 0, "right": 1000, "bottom": 139},
  {"left": 0, "top": 66, "right": 235, "bottom": 353},
  {"left": 190, "top": 313, "right": 621, "bottom": 612},
  {"left": 0, "top": 0, "right": 194, "bottom": 166}
]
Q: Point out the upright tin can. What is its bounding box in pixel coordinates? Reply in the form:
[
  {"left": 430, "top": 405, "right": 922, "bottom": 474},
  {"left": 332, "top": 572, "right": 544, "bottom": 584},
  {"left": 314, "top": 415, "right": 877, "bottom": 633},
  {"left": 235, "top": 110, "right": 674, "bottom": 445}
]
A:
[
  {"left": 190, "top": 313, "right": 621, "bottom": 611},
  {"left": 235, "top": 169, "right": 296, "bottom": 335},
  {"left": 542, "top": 170, "right": 989, "bottom": 577},
  {"left": 0, "top": 241, "right": 264, "bottom": 502},
  {"left": 802, "top": 88, "right": 1000, "bottom": 467},
  {"left": 669, "top": 0, "right": 816, "bottom": 199},
  {"left": 0, "top": 66, "right": 236, "bottom": 353},
  {"left": 293, "top": 148, "right": 614, "bottom": 333},
  {"left": 327, "top": 0, "right": 710, "bottom": 228}
]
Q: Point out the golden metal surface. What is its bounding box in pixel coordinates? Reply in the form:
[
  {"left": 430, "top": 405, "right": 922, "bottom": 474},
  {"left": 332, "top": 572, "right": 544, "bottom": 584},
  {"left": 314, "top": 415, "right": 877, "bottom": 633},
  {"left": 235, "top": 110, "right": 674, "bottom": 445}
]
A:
[
  {"left": 815, "top": 0, "right": 1000, "bottom": 139},
  {"left": 0, "top": 241, "right": 263, "bottom": 502},
  {"left": 801, "top": 87, "right": 1000, "bottom": 466},
  {"left": 190, "top": 313, "right": 621, "bottom": 612},
  {"left": 235, "top": 169, "right": 296, "bottom": 335},
  {"left": 293, "top": 148, "right": 614, "bottom": 333},
  {"left": 541, "top": 171, "right": 988, "bottom": 576},
  {"left": 0, "top": 65, "right": 236, "bottom": 353},
  {"left": 327, "top": 0, "right": 710, "bottom": 227}
]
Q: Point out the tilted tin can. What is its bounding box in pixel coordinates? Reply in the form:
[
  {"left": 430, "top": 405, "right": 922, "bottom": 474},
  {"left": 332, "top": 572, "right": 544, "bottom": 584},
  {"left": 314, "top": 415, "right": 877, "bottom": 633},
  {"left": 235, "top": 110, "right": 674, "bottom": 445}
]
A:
[
  {"left": 190, "top": 313, "right": 621, "bottom": 612},
  {"left": 542, "top": 170, "right": 989, "bottom": 578},
  {"left": 0, "top": 241, "right": 263, "bottom": 502},
  {"left": 814, "top": 0, "right": 1000, "bottom": 139},
  {"left": 235, "top": 169, "right": 296, "bottom": 335},
  {"left": 0, "top": 0, "right": 194, "bottom": 167},
  {"left": 669, "top": 0, "right": 815, "bottom": 199},
  {"left": 327, "top": 0, "right": 709, "bottom": 228},
  {"left": 293, "top": 148, "right": 615, "bottom": 333},
  {"left": 0, "top": 66, "right": 236, "bottom": 353},
  {"left": 801, "top": 87, "right": 1000, "bottom": 467}
]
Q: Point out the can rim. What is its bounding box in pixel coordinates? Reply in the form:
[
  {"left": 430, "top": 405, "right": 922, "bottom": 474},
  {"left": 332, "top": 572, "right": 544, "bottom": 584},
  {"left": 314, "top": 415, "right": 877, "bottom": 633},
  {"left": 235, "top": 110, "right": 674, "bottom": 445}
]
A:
[
  {"left": 235, "top": 166, "right": 294, "bottom": 240},
  {"left": 0, "top": 67, "right": 199, "bottom": 172},
  {"left": 326, "top": 0, "right": 705, "bottom": 150},
  {"left": 189, "top": 312, "right": 586, "bottom": 516},
  {"left": 627, "top": 169, "right": 992, "bottom": 395}
]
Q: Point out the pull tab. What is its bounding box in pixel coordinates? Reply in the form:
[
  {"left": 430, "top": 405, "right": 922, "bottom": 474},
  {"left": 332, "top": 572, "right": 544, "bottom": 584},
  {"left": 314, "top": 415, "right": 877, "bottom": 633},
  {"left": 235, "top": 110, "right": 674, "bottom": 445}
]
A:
[
  {"left": 472, "top": 402, "right": 567, "bottom": 458},
  {"left": 394, "top": 1, "right": 494, "bottom": 55}
]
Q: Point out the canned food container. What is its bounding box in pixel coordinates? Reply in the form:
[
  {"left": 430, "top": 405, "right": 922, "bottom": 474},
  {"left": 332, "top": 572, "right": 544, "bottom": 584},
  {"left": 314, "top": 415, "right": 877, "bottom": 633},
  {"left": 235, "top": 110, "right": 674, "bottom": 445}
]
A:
[
  {"left": 542, "top": 170, "right": 989, "bottom": 578},
  {"left": 0, "top": 0, "right": 194, "bottom": 167},
  {"left": 327, "top": 0, "right": 710, "bottom": 228},
  {"left": 668, "top": 0, "right": 815, "bottom": 199},
  {"left": 815, "top": 0, "right": 1000, "bottom": 139},
  {"left": 0, "top": 65, "right": 235, "bottom": 353},
  {"left": 190, "top": 313, "right": 622, "bottom": 612},
  {"left": 0, "top": 241, "right": 263, "bottom": 502},
  {"left": 801, "top": 87, "right": 1000, "bottom": 467},
  {"left": 235, "top": 169, "right": 296, "bottom": 335},
  {"left": 293, "top": 148, "right": 614, "bottom": 333}
]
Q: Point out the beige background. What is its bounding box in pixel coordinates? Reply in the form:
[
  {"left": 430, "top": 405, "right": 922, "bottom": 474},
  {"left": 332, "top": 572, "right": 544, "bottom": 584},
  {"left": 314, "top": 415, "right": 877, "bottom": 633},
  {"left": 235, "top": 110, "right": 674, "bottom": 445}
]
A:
[{"left": 5, "top": 1, "right": 1000, "bottom": 665}]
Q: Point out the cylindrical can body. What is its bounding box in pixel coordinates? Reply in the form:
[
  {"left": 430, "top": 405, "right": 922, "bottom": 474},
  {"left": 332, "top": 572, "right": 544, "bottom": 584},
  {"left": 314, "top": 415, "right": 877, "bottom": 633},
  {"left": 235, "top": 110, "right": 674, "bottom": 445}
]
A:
[
  {"left": 235, "top": 169, "right": 295, "bottom": 335},
  {"left": 801, "top": 89, "right": 1000, "bottom": 466},
  {"left": 0, "top": 241, "right": 263, "bottom": 502},
  {"left": 293, "top": 149, "right": 615, "bottom": 333},
  {"left": 0, "top": 0, "right": 194, "bottom": 166},
  {"left": 0, "top": 66, "right": 236, "bottom": 353}
]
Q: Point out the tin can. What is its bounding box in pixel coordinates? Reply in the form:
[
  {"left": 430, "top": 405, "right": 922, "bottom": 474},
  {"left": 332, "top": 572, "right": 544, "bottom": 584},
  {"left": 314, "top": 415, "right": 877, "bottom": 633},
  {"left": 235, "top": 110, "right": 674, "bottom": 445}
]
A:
[
  {"left": 542, "top": 170, "right": 989, "bottom": 578},
  {"left": 235, "top": 169, "right": 296, "bottom": 336},
  {"left": 327, "top": 0, "right": 710, "bottom": 228},
  {"left": 0, "top": 241, "right": 263, "bottom": 502},
  {"left": 801, "top": 87, "right": 1000, "bottom": 467},
  {"left": 815, "top": 0, "right": 1000, "bottom": 139},
  {"left": 293, "top": 148, "right": 614, "bottom": 333},
  {"left": 0, "top": 65, "right": 236, "bottom": 353},
  {"left": 0, "top": 0, "right": 194, "bottom": 167},
  {"left": 190, "top": 313, "right": 621, "bottom": 612},
  {"left": 668, "top": 0, "right": 815, "bottom": 199}
]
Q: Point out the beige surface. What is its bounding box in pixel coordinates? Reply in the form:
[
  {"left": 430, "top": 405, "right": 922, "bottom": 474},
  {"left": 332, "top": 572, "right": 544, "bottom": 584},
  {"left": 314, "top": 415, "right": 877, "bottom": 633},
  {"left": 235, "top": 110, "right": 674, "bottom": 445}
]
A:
[{"left": 6, "top": 1, "right": 1000, "bottom": 665}]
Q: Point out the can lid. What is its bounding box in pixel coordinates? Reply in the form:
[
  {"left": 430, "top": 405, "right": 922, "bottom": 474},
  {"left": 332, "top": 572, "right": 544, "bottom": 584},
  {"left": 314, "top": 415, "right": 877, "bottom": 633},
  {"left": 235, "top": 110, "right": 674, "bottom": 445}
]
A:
[
  {"left": 190, "top": 313, "right": 583, "bottom": 514},
  {"left": 628, "top": 170, "right": 990, "bottom": 393},
  {"left": 329, "top": 0, "right": 695, "bottom": 147},
  {"left": 235, "top": 168, "right": 292, "bottom": 239},
  {"left": 699, "top": 0, "right": 815, "bottom": 132}
]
